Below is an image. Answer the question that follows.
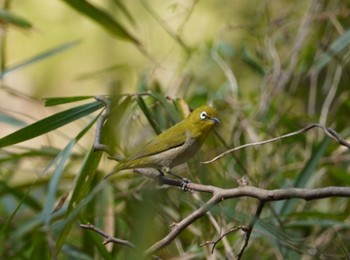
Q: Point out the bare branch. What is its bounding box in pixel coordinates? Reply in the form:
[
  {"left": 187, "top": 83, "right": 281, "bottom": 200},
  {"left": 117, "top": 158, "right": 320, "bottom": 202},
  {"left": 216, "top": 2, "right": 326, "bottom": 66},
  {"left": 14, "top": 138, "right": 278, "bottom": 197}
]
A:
[
  {"left": 80, "top": 223, "right": 136, "bottom": 249},
  {"left": 144, "top": 184, "right": 350, "bottom": 256},
  {"left": 237, "top": 201, "right": 265, "bottom": 259},
  {"left": 200, "top": 226, "right": 244, "bottom": 254},
  {"left": 83, "top": 169, "right": 350, "bottom": 258},
  {"left": 203, "top": 124, "right": 350, "bottom": 164}
]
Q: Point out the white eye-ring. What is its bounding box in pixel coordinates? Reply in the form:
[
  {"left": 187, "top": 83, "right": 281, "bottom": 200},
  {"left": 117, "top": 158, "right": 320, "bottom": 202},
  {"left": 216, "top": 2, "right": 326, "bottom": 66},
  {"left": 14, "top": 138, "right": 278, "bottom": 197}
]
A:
[{"left": 200, "top": 111, "right": 208, "bottom": 120}]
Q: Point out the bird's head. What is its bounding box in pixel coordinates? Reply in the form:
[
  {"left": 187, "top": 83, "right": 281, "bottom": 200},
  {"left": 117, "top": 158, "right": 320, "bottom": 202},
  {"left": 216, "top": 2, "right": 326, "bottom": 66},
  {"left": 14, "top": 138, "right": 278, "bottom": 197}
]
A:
[{"left": 186, "top": 105, "right": 220, "bottom": 135}]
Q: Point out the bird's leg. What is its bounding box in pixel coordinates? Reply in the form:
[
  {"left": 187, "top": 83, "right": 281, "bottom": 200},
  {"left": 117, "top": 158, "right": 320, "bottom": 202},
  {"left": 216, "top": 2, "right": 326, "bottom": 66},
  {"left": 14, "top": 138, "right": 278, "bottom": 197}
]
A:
[
  {"left": 162, "top": 167, "right": 191, "bottom": 191},
  {"left": 156, "top": 170, "right": 165, "bottom": 186}
]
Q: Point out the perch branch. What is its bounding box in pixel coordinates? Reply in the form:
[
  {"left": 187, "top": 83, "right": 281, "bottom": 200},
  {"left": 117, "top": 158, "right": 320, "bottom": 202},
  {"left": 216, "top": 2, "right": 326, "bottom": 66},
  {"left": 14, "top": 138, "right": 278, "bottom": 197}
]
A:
[
  {"left": 143, "top": 184, "right": 350, "bottom": 257},
  {"left": 82, "top": 169, "right": 350, "bottom": 258}
]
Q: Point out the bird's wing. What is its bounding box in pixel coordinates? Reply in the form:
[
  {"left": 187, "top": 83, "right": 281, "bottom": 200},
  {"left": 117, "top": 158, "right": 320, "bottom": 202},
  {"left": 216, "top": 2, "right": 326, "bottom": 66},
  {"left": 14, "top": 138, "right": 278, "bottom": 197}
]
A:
[{"left": 128, "top": 123, "right": 187, "bottom": 160}]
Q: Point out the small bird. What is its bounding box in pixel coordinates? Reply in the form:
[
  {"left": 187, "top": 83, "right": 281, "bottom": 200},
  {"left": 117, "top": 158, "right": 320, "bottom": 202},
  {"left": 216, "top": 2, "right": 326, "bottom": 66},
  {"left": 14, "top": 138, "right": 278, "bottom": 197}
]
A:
[{"left": 104, "top": 105, "right": 219, "bottom": 179}]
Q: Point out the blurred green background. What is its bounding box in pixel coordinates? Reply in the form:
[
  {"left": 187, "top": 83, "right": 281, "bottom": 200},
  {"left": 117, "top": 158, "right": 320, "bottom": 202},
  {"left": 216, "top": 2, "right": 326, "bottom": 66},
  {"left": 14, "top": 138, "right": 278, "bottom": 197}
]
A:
[{"left": 1, "top": 0, "right": 350, "bottom": 259}]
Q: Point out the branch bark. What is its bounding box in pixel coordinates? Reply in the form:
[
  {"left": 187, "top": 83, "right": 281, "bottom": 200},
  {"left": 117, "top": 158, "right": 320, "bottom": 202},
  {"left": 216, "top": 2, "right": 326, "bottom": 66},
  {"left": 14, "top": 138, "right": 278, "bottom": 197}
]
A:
[{"left": 81, "top": 178, "right": 350, "bottom": 258}]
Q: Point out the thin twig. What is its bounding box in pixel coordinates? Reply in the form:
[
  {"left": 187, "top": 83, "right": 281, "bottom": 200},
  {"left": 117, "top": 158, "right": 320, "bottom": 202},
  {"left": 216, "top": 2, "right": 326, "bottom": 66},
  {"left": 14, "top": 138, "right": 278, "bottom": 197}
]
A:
[
  {"left": 80, "top": 223, "right": 136, "bottom": 248},
  {"left": 200, "top": 226, "right": 244, "bottom": 254},
  {"left": 203, "top": 124, "right": 350, "bottom": 164},
  {"left": 201, "top": 202, "right": 266, "bottom": 259},
  {"left": 319, "top": 65, "right": 342, "bottom": 126},
  {"left": 237, "top": 201, "right": 265, "bottom": 259}
]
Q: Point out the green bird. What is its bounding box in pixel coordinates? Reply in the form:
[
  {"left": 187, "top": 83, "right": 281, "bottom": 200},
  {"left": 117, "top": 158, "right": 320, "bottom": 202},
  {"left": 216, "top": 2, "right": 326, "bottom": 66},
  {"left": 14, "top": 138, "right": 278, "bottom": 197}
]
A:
[{"left": 104, "top": 105, "right": 219, "bottom": 179}]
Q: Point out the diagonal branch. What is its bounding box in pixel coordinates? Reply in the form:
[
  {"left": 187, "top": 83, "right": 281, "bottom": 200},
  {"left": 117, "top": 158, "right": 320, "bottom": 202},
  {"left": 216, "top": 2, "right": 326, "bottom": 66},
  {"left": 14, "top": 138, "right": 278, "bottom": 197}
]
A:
[
  {"left": 236, "top": 201, "right": 265, "bottom": 259},
  {"left": 203, "top": 124, "right": 350, "bottom": 164},
  {"left": 80, "top": 223, "right": 136, "bottom": 248}
]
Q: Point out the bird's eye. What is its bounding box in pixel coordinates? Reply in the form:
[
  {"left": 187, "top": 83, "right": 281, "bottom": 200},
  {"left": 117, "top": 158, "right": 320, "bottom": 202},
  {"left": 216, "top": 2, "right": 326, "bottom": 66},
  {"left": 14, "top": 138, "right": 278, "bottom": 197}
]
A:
[{"left": 200, "top": 111, "right": 208, "bottom": 120}]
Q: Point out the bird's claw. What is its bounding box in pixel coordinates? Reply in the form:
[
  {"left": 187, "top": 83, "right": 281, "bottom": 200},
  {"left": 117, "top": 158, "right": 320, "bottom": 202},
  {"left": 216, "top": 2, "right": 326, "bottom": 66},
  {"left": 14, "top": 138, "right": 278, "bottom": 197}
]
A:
[{"left": 180, "top": 178, "right": 191, "bottom": 192}]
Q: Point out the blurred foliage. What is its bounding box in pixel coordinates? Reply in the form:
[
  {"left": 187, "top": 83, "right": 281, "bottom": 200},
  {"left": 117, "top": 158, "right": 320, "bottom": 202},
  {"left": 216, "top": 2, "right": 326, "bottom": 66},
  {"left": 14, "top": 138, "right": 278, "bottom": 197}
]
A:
[{"left": 1, "top": 0, "right": 350, "bottom": 259}]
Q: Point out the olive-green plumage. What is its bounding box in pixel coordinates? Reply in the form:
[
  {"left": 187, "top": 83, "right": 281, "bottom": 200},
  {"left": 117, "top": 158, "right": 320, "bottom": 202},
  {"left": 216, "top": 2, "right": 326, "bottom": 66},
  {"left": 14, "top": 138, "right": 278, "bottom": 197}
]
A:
[{"left": 105, "top": 105, "right": 219, "bottom": 179}]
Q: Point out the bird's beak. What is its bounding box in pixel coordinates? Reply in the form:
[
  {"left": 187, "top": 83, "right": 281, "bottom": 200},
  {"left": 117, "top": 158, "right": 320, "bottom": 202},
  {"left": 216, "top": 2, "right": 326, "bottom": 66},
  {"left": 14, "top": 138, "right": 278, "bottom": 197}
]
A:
[{"left": 210, "top": 117, "right": 220, "bottom": 124}]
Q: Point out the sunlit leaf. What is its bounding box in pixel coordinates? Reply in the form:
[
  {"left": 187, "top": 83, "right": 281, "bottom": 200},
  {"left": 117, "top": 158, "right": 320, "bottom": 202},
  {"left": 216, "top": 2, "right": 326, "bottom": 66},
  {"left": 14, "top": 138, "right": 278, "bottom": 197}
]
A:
[
  {"left": 0, "top": 101, "right": 104, "bottom": 148},
  {"left": 0, "top": 40, "right": 80, "bottom": 79},
  {"left": 55, "top": 172, "right": 104, "bottom": 252},
  {"left": 0, "top": 9, "right": 32, "bottom": 29},
  {"left": 44, "top": 96, "right": 94, "bottom": 107},
  {"left": 43, "top": 115, "right": 99, "bottom": 226},
  {"left": 60, "top": 0, "right": 140, "bottom": 45}
]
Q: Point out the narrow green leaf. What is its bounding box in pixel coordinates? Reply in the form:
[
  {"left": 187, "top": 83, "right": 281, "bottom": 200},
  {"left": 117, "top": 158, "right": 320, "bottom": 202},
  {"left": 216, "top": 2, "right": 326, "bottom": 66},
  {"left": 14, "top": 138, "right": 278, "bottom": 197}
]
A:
[
  {"left": 241, "top": 47, "right": 265, "bottom": 75},
  {"left": 0, "top": 181, "right": 42, "bottom": 211},
  {"left": 61, "top": 245, "right": 93, "bottom": 260},
  {"left": 0, "top": 184, "right": 36, "bottom": 236},
  {"left": 0, "top": 147, "right": 61, "bottom": 164},
  {"left": 0, "top": 9, "right": 32, "bottom": 29},
  {"left": 44, "top": 96, "right": 94, "bottom": 107},
  {"left": 43, "top": 115, "right": 100, "bottom": 227},
  {"left": 60, "top": 0, "right": 140, "bottom": 45},
  {"left": 43, "top": 141, "right": 75, "bottom": 224},
  {"left": 136, "top": 96, "right": 162, "bottom": 135},
  {"left": 68, "top": 150, "right": 103, "bottom": 213},
  {"left": 279, "top": 138, "right": 330, "bottom": 215},
  {"left": 9, "top": 209, "right": 65, "bottom": 241},
  {"left": 0, "top": 101, "right": 104, "bottom": 148},
  {"left": 313, "top": 29, "right": 350, "bottom": 70},
  {"left": 0, "top": 40, "right": 80, "bottom": 79},
  {"left": 55, "top": 149, "right": 103, "bottom": 251},
  {"left": 292, "top": 138, "right": 330, "bottom": 189},
  {"left": 111, "top": 0, "right": 137, "bottom": 26},
  {"left": 149, "top": 91, "right": 182, "bottom": 123}
]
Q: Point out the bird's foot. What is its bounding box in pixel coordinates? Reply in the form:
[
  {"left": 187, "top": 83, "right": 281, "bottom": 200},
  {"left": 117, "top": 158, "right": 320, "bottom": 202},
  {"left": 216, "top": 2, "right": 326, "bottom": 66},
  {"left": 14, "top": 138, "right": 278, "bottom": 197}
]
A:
[{"left": 180, "top": 178, "right": 191, "bottom": 192}]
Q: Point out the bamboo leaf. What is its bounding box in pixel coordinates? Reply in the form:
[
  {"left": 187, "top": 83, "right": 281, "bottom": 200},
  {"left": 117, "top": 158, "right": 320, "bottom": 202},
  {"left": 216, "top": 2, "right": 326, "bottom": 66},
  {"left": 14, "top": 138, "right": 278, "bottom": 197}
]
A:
[
  {"left": 44, "top": 96, "right": 94, "bottom": 107},
  {"left": 279, "top": 138, "right": 330, "bottom": 215},
  {"left": 55, "top": 152, "right": 104, "bottom": 251},
  {"left": 60, "top": 0, "right": 140, "bottom": 45},
  {"left": 0, "top": 40, "right": 80, "bottom": 79},
  {"left": 43, "top": 115, "right": 99, "bottom": 228},
  {"left": 111, "top": 0, "right": 137, "bottom": 26},
  {"left": 313, "top": 29, "right": 350, "bottom": 70},
  {"left": 0, "top": 182, "right": 42, "bottom": 211},
  {"left": 136, "top": 96, "right": 162, "bottom": 135},
  {"left": 0, "top": 101, "right": 104, "bottom": 148},
  {"left": 149, "top": 90, "right": 182, "bottom": 123},
  {"left": 0, "top": 9, "right": 32, "bottom": 29}
]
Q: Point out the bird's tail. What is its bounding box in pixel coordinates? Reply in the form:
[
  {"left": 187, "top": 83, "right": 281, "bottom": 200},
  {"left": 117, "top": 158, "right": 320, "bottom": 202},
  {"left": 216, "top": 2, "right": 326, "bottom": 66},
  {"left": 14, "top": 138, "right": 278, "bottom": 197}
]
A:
[{"left": 107, "top": 153, "right": 126, "bottom": 162}]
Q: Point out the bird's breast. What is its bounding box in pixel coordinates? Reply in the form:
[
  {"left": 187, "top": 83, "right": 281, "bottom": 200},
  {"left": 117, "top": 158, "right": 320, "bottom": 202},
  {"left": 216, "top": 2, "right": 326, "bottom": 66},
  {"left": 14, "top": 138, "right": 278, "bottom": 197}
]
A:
[{"left": 145, "top": 136, "right": 200, "bottom": 168}]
